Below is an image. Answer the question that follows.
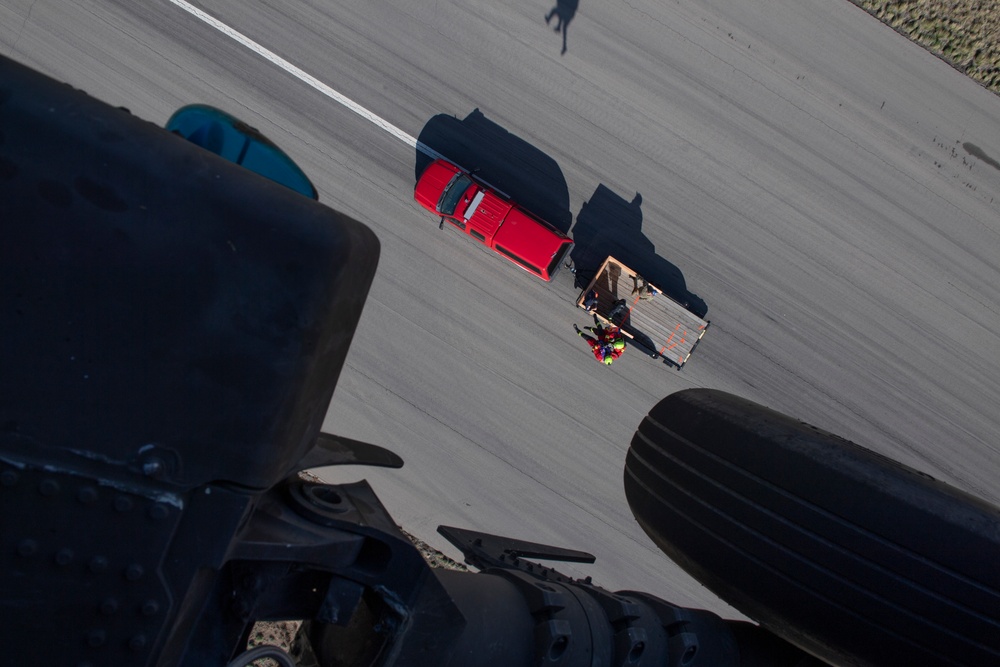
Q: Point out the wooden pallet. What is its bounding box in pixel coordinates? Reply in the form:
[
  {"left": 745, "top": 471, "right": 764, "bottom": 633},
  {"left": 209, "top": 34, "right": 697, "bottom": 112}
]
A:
[{"left": 576, "top": 256, "right": 709, "bottom": 368}]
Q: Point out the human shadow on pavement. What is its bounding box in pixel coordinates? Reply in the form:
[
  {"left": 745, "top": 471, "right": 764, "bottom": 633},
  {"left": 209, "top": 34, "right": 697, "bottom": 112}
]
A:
[
  {"left": 415, "top": 109, "right": 572, "bottom": 234},
  {"left": 569, "top": 184, "right": 708, "bottom": 319},
  {"left": 544, "top": 0, "right": 579, "bottom": 55}
]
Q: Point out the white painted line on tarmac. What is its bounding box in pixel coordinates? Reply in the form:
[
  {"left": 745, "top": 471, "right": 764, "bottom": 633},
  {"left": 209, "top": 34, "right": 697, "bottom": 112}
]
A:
[{"left": 166, "top": 0, "right": 444, "bottom": 160}]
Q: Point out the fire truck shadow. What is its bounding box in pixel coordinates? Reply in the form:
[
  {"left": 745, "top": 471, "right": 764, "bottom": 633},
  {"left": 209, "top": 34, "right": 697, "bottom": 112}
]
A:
[
  {"left": 415, "top": 109, "right": 572, "bottom": 234},
  {"left": 570, "top": 185, "right": 708, "bottom": 319}
]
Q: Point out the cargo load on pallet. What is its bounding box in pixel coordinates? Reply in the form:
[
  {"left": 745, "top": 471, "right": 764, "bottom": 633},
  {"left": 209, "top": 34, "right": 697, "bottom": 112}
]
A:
[{"left": 576, "top": 256, "right": 709, "bottom": 369}]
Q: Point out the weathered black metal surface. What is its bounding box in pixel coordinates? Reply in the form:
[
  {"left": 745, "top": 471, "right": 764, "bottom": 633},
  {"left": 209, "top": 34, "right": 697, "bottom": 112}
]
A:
[
  {"left": 625, "top": 388, "right": 1000, "bottom": 667},
  {"left": 0, "top": 55, "right": 380, "bottom": 492},
  {"left": 0, "top": 54, "right": 381, "bottom": 666}
]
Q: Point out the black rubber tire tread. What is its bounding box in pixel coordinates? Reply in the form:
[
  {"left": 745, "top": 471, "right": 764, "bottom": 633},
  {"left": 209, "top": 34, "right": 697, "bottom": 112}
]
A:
[{"left": 624, "top": 389, "right": 1000, "bottom": 667}]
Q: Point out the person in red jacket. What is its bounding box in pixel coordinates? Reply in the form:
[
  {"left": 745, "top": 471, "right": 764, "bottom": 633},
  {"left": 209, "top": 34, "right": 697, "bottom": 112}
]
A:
[
  {"left": 606, "top": 335, "right": 626, "bottom": 360},
  {"left": 598, "top": 323, "right": 624, "bottom": 348},
  {"left": 574, "top": 323, "right": 615, "bottom": 365},
  {"left": 581, "top": 319, "right": 627, "bottom": 358}
]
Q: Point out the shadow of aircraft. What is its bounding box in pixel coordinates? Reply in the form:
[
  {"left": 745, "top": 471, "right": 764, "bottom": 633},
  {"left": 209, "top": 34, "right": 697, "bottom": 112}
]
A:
[
  {"left": 415, "top": 109, "right": 572, "bottom": 234},
  {"left": 570, "top": 184, "right": 708, "bottom": 318}
]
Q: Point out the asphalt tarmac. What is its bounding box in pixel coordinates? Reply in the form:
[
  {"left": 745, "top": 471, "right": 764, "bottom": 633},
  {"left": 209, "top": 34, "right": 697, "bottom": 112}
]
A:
[{"left": 5, "top": 0, "right": 998, "bottom": 618}]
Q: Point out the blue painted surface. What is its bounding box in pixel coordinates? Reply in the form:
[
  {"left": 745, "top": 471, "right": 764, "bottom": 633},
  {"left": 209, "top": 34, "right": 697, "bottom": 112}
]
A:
[{"left": 166, "top": 105, "right": 318, "bottom": 200}]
